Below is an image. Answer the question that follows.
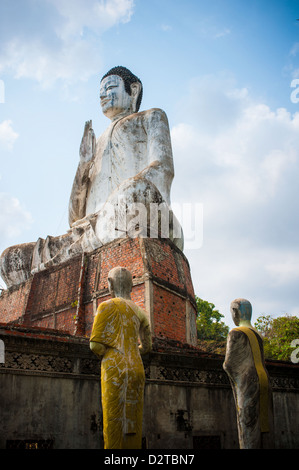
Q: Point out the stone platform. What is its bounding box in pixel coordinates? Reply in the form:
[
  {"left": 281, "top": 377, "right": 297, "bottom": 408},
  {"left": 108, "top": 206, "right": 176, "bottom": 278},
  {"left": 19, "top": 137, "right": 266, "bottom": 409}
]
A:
[
  {"left": 0, "top": 237, "right": 198, "bottom": 346},
  {"left": 0, "top": 324, "right": 298, "bottom": 449}
]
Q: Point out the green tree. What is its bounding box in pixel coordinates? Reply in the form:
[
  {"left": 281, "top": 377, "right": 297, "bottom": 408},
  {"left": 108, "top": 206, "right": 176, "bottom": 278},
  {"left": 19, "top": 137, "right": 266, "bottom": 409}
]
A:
[
  {"left": 254, "top": 314, "right": 299, "bottom": 361},
  {"left": 196, "top": 296, "right": 229, "bottom": 341}
]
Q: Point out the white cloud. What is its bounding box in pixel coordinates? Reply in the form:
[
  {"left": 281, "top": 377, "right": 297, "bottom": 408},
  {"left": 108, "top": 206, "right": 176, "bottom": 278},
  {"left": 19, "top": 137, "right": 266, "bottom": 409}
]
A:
[
  {"left": 199, "top": 18, "right": 231, "bottom": 40},
  {"left": 160, "top": 24, "right": 172, "bottom": 32},
  {"left": 188, "top": 241, "right": 299, "bottom": 325},
  {"left": 0, "top": 193, "right": 33, "bottom": 244},
  {"left": 0, "top": 37, "right": 100, "bottom": 88},
  {"left": 172, "top": 75, "right": 299, "bottom": 206},
  {"left": 48, "top": 0, "right": 134, "bottom": 39},
  {"left": 0, "top": 120, "right": 19, "bottom": 150},
  {"left": 290, "top": 42, "right": 299, "bottom": 57},
  {"left": 171, "top": 74, "right": 299, "bottom": 322},
  {"left": 0, "top": 79, "right": 4, "bottom": 103},
  {"left": 266, "top": 253, "right": 299, "bottom": 286},
  {"left": 0, "top": 0, "right": 135, "bottom": 87},
  {"left": 214, "top": 28, "right": 231, "bottom": 39}
]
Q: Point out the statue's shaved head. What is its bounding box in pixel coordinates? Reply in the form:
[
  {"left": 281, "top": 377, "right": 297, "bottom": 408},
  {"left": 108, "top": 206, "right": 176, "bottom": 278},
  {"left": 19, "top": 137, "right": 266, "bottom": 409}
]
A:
[{"left": 101, "top": 66, "right": 143, "bottom": 112}]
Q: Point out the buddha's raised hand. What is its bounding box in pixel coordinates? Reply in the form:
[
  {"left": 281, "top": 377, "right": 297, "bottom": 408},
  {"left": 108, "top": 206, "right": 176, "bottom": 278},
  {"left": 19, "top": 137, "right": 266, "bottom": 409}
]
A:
[{"left": 79, "top": 120, "right": 96, "bottom": 162}]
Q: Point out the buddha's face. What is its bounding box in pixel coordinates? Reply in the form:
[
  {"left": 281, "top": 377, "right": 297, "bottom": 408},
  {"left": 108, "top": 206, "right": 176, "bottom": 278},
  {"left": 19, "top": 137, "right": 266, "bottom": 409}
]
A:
[
  {"left": 230, "top": 300, "right": 252, "bottom": 326},
  {"left": 231, "top": 307, "right": 240, "bottom": 326},
  {"left": 100, "top": 75, "right": 133, "bottom": 120}
]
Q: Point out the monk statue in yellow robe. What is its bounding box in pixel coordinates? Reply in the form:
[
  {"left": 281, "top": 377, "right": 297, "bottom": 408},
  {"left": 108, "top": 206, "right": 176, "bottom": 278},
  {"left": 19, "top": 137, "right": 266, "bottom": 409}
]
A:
[
  {"left": 223, "top": 298, "right": 274, "bottom": 449},
  {"left": 90, "top": 266, "right": 152, "bottom": 449}
]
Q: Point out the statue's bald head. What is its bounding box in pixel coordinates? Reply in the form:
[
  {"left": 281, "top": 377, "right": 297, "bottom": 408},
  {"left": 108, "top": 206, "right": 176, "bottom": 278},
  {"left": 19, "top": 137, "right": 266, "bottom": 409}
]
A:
[
  {"left": 230, "top": 298, "right": 252, "bottom": 326},
  {"left": 108, "top": 266, "right": 133, "bottom": 299},
  {"left": 101, "top": 66, "right": 143, "bottom": 112}
]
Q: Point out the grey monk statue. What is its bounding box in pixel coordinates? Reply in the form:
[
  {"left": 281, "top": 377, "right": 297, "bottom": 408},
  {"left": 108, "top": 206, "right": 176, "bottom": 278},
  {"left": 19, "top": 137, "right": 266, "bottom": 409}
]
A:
[{"left": 223, "top": 298, "right": 274, "bottom": 449}]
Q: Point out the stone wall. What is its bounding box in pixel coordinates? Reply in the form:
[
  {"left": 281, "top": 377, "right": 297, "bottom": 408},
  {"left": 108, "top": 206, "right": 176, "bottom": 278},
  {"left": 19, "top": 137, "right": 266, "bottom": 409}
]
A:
[
  {"left": 0, "top": 325, "right": 102, "bottom": 449},
  {"left": 0, "top": 325, "right": 298, "bottom": 449}
]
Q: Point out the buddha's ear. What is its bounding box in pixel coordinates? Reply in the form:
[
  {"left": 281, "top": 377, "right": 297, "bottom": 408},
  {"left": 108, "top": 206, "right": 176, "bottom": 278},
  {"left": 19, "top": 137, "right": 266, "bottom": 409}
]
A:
[
  {"left": 107, "top": 277, "right": 114, "bottom": 297},
  {"left": 130, "top": 82, "right": 142, "bottom": 112}
]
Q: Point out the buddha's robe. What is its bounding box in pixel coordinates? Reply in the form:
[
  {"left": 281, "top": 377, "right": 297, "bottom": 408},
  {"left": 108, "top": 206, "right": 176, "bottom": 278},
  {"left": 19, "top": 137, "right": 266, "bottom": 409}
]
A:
[
  {"left": 223, "top": 326, "right": 274, "bottom": 449},
  {"left": 70, "top": 108, "right": 175, "bottom": 225},
  {"left": 90, "top": 297, "right": 151, "bottom": 449},
  {"left": 0, "top": 108, "right": 183, "bottom": 288}
]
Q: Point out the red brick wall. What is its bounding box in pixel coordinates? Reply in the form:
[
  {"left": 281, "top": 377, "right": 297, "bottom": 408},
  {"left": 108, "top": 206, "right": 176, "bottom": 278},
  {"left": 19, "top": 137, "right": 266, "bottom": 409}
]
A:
[
  {"left": 25, "top": 256, "right": 82, "bottom": 318},
  {"left": 181, "top": 255, "right": 195, "bottom": 299},
  {"left": 0, "top": 237, "right": 197, "bottom": 344},
  {"left": 83, "top": 251, "right": 99, "bottom": 301},
  {"left": 152, "top": 283, "right": 187, "bottom": 343},
  {"left": 55, "top": 308, "right": 77, "bottom": 334},
  {"left": 131, "top": 284, "right": 146, "bottom": 309},
  {"left": 24, "top": 307, "right": 78, "bottom": 334},
  {"left": 148, "top": 241, "right": 186, "bottom": 290},
  {"left": 97, "top": 238, "right": 145, "bottom": 293},
  {"left": 142, "top": 238, "right": 195, "bottom": 300},
  {"left": 30, "top": 314, "right": 55, "bottom": 330},
  {"left": 84, "top": 302, "right": 95, "bottom": 336},
  {"left": 0, "top": 281, "right": 32, "bottom": 323}
]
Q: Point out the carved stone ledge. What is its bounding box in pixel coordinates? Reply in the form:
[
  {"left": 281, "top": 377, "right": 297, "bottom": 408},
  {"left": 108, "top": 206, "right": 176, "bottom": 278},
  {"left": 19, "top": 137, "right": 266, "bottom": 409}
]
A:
[
  {"left": 146, "top": 364, "right": 230, "bottom": 387},
  {"left": 270, "top": 375, "right": 299, "bottom": 392},
  {"left": 1, "top": 349, "right": 100, "bottom": 379},
  {"left": 1, "top": 328, "right": 298, "bottom": 392}
]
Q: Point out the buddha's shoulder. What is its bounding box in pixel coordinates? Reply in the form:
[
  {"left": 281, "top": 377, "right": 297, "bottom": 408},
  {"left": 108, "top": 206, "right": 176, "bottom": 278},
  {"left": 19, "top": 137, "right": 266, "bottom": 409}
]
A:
[
  {"left": 97, "top": 298, "right": 120, "bottom": 311},
  {"left": 99, "top": 297, "right": 124, "bottom": 306},
  {"left": 125, "top": 108, "right": 169, "bottom": 124},
  {"left": 96, "top": 298, "right": 127, "bottom": 319},
  {"left": 139, "top": 107, "right": 167, "bottom": 117}
]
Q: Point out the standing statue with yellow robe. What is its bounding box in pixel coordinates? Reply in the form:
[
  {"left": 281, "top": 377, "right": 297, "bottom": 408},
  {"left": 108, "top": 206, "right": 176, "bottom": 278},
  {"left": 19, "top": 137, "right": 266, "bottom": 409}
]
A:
[
  {"left": 90, "top": 267, "right": 152, "bottom": 449},
  {"left": 223, "top": 298, "right": 274, "bottom": 449}
]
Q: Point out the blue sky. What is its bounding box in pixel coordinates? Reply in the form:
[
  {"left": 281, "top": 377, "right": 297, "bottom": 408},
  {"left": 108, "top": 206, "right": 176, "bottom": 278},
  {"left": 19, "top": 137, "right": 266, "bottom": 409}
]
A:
[{"left": 1, "top": 0, "right": 299, "bottom": 328}]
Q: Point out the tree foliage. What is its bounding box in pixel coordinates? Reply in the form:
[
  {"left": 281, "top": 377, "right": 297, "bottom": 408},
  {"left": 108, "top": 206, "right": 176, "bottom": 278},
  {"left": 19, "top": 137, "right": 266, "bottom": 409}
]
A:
[
  {"left": 254, "top": 314, "right": 299, "bottom": 361},
  {"left": 196, "top": 296, "right": 229, "bottom": 341}
]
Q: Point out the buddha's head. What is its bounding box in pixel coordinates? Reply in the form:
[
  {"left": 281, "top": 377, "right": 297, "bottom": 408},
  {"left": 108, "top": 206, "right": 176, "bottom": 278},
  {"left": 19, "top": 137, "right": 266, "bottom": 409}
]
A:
[
  {"left": 230, "top": 298, "right": 252, "bottom": 326},
  {"left": 100, "top": 66, "right": 143, "bottom": 120},
  {"left": 107, "top": 266, "right": 133, "bottom": 299}
]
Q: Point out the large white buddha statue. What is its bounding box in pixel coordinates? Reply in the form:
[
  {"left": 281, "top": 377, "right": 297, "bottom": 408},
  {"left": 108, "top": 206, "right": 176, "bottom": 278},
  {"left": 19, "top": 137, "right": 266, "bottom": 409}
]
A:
[{"left": 0, "top": 66, "right": 183, "bottom": 289}]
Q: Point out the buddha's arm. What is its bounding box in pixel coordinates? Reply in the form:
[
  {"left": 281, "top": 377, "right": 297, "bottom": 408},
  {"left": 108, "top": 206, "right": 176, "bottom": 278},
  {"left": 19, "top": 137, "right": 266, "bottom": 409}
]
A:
[
  {"left": 223, "top": 330, "right": 247, "bottom": 381},
  {"left": 137, "top": 109, "right": 174, "bottom": 205},
  {"left": 90, "top": 340, "right": 107, "bottom": 358},
  {"left": 138, "top": 311, "right": 152, "bottom": 355},
  {"left": 223, "top": 331, "right": 241, "bottom": 375},
  {"left": 69, "top": 162, "right": 91, "bottom": 225},
  {"left": 68, "top": 121, "right": 96, "bottom": 226}
]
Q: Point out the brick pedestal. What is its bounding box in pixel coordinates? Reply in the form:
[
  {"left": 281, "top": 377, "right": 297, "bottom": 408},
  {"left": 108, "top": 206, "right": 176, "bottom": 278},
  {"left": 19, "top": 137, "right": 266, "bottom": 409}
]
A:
[{"left": 0, "top": 237, "right": 198, "bottom": 347}]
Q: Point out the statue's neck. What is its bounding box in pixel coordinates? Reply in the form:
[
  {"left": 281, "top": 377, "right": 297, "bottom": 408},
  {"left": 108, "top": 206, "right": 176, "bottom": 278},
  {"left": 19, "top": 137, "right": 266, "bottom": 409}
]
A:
[
  {"left": 239, "top": 320, "right": 252, "bottom": 328},
  {"left": 238, "top": 319, "right": 262, "bottom": 338},
  {"left": 113, "top": 292, "right": 131, "bottom": 300},
  {"left": 110, "top": 109, "right": 133, "bottom": 123}
]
